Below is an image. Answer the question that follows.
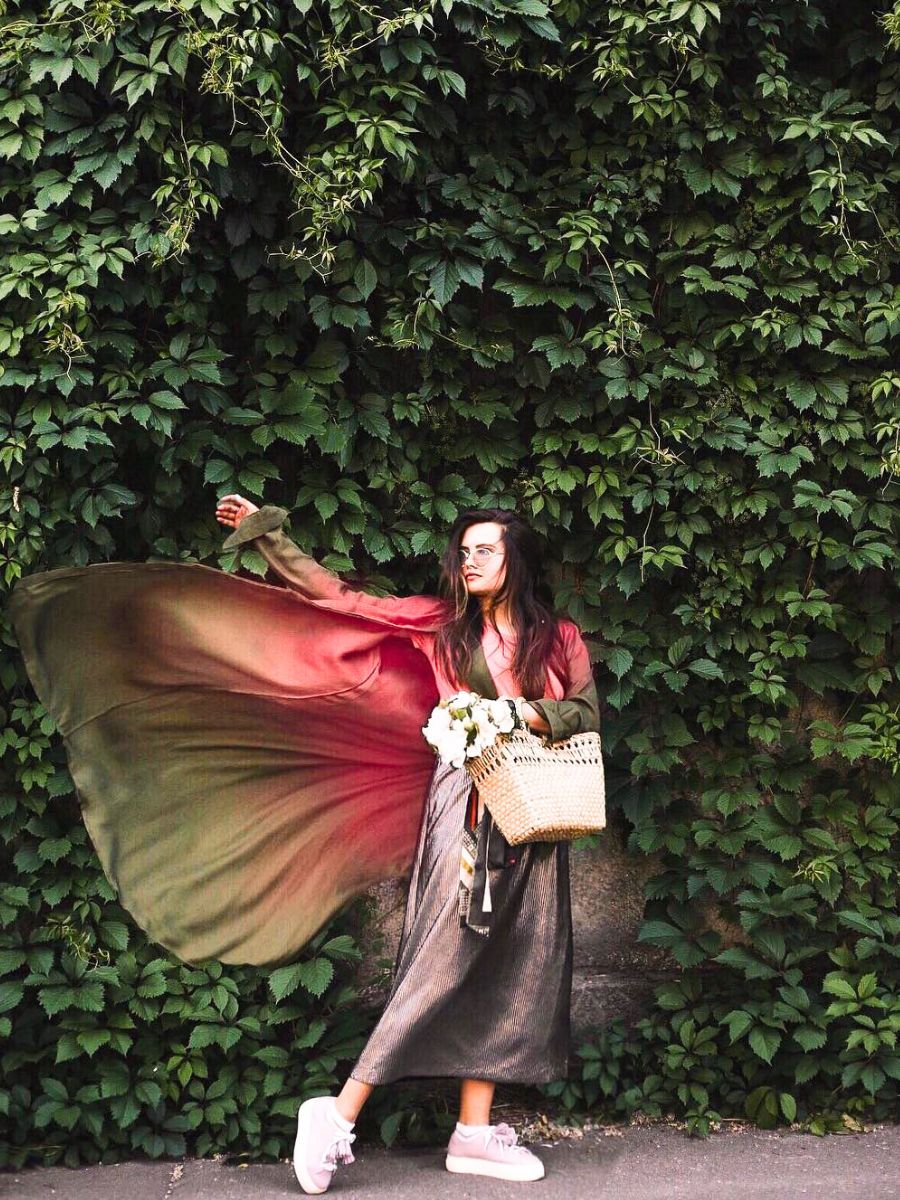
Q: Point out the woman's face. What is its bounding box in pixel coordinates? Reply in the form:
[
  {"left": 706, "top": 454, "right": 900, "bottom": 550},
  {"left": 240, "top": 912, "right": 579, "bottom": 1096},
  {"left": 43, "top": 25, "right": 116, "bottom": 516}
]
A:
[{"left": 458, "top": 521, "right": 507, "bottom": 598}]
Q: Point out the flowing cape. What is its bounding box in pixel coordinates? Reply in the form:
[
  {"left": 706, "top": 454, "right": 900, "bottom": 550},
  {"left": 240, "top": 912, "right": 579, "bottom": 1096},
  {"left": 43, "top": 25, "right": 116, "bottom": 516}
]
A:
[{"left": 9, "top": 558, "right": 449, "bottom": 966}]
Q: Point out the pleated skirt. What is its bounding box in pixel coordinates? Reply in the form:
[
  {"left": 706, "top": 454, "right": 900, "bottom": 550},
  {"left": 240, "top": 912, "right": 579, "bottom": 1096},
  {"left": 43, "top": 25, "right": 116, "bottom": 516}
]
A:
[{"left": 350, "top": 758, "right": 573, "bottom": 1086}]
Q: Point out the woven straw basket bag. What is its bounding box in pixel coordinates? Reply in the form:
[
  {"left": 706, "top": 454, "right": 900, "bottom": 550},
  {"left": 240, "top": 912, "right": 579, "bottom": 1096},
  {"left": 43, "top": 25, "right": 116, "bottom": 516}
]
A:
[{"left": 464, "top": 727, "right": 606, "bottom": 845}]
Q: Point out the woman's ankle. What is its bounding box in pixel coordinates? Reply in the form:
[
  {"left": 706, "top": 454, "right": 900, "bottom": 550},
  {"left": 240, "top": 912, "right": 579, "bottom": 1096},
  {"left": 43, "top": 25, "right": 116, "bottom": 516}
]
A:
[{"left": 335, "top": 1075, "right": 373, "bottom": 1124}]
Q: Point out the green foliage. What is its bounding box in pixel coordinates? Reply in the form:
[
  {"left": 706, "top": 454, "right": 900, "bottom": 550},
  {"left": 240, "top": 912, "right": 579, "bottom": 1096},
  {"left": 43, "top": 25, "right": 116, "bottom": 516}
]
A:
[
  {"left": 2, "top": 0, "right": 899, "bottom": 1164},
  {"left": 541, "top": 967, "right": 900, "bottom": 1137},
  {"left": 0, "top": 770, "right": 373, "bottom": 1167}
]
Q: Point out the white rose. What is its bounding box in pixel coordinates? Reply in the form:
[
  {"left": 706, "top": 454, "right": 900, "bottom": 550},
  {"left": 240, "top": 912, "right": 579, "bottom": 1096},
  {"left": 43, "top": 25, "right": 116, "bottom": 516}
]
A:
[
  {"left": 422, "top": 706, "right": 456, "bottom": 750},
  {"left": 489, "top": 699, "right": 516, "bottom": 733},
  {"left": 442, "top": 728, "right": 470, "bottom": 767},
  {"left": 470, "top": 711, "right": 491, "bottom": 738}
]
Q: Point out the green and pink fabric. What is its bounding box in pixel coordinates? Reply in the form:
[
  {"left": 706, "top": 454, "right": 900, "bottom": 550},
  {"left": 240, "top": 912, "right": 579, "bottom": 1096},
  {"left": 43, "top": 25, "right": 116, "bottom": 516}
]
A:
[{"left": 9, "top": 506, "right": 599, "bottom": 966}]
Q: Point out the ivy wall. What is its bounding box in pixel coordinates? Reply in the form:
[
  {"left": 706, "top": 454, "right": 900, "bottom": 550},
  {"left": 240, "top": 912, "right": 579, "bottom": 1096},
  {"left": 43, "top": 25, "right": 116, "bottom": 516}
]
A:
[{"left": 2, "top": 0, "right": 899, "bottom": 1167}]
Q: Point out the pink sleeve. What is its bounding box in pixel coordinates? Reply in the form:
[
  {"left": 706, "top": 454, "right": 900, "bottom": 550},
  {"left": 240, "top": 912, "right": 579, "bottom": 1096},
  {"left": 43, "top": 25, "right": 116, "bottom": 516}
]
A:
[
  {"left": 562, "top": 621, "right": 595, "bottom": 692},
  {"left": 222, "top": 506, "right": 450, "bottom": 633}
]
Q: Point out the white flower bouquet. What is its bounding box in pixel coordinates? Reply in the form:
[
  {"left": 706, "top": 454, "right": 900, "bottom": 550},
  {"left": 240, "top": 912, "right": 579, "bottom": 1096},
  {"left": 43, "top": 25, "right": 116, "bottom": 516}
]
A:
[
  {"left": 421, "top": 690, "right": 526, "bottom": 768},
  {"left": 422, "top": 692, "right": 606, "bottom": 847}
]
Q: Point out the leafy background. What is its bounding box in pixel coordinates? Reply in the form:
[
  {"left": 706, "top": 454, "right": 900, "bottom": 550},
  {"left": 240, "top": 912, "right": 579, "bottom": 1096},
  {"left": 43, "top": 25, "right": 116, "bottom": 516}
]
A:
[{"left": 2, "top": 0, "right": 899, "bottom": 1168}]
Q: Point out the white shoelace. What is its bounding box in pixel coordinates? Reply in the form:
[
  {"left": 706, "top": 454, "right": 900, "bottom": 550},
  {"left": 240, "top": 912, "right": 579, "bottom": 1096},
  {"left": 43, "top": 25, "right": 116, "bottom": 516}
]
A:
[{"left": 322, "top": 1130, "right": 356, "bottom": 1172}]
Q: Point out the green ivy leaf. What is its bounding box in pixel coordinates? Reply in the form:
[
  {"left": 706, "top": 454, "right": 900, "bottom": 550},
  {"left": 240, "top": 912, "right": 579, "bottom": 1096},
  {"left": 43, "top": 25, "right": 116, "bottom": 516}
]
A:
[
  {"left": 353, "top": 258, "right": 378, "bottom": 300},
  {"left": 748, "top": 1027, "right": 782, "bottom": 1064}
]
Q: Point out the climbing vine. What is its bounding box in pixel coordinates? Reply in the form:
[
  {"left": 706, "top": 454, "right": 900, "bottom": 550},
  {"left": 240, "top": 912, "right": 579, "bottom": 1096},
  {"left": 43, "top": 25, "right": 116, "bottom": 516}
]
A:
[{"left": 1, "top": 0, "right": 898, "bottom": 1166}]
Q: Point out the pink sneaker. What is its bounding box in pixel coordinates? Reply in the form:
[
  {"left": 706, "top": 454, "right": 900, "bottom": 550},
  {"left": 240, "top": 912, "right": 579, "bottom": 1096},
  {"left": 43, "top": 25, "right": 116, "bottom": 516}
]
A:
[
  {"left": 445, "top": 1121, "right": 545, "bottom": 1181},
  {"left": 292, "top": 1096, "right": 356, "bottom": 1194}
]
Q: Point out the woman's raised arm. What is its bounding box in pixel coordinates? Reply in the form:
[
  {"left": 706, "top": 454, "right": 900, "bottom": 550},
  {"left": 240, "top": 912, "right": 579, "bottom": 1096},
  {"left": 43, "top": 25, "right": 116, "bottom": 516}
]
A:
[{"left": 217, "top": 500, "right": 450, "bottom": 633}]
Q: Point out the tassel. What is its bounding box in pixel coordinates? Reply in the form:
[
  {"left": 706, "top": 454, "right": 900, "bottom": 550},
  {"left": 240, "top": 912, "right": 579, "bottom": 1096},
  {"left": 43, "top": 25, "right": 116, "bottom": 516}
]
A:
[{"left": 482, "top": 805, "right": 493, "bottom": 913}]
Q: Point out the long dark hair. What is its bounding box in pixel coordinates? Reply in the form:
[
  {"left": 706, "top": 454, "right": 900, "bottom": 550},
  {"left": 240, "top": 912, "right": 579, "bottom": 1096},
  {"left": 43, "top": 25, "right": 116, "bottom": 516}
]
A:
[{"left": 433, "top": 508, "right": 567, "bottom": 699}]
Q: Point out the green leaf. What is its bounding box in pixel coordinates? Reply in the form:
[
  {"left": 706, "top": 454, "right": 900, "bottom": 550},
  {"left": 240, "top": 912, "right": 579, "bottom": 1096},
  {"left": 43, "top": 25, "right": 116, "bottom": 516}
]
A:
[
  {"left": 268, "top": 957, "right": 334, "bottom": 1002},
  {"left": 187, "top": 1023, "right": 222, "bottom": 1049},
  {"left": 204, "top": 459, "right": 234, "bottom": 484},
  {"left": 314, "top": 494, "right": 339, "bottom": 522},
  {"left": 321, "top": 935, "right": 362, "bottom": 961},
  {"left": 0, "top": 131, "right": 23, "bottom": 158},
  {"left": 724, "top": 1009, "right": 754, "bottom": 1040},
  {"left": 822, "top": 975, "right": 857, "bottom": 999},
  {"left": 304, "top": 338, "right": 348, "bottom": 384},
  {"left": 354, "top": 258, "right": 378, "bottom": 300},
  {"left": 793, "top": 1028, "right": 827, "bottom": 1052},
  {"left": 254, "top": 1046, "right": 290, "bottom": 1067},
  {"left": 35, "top": 180, "right": 73, "bottom": 209},
  {"left": 49, "top": 59, "right": 74, "bottom": 87},
  {"left": 836, "top": 911, "right": 883, "bottom": 938},
  {"left": 780, "top": 1092, "right": 797, "bottom": 1122},
  {"left": 93, "top": 156, "right": 123, "bottom": 189},
  {"left": 148, "top": 390, "right": 187, "bottom": 410},
  {"left": 636, "top": 920, "right": 683, "bottom": 946},
  {"left": 77, "top": 1030, "right": 112, "bottom": 1057},
  {"left": 39, "top": 986, "right": 78, "bottom": 1016},
  {"left": 296, "top": 958, "right": 334, "bottom": 997},
  {"left": 749, "top": 1027, "right": 781, "bottom": 1064},
  {"left": 0, "top": 981, "right": 24, "bottom": 1014},
  {"left": 100, "top": 921, "right": 130, "bottom": 951},
  {"left": 73, "top": 54, "right": 101, "bottom": 86},
  {"left": 380, "top": 1110, "right": 403, "bottom": 1147},
  {"left": 713, "top": 948, "right": 777, "bottom": 979},
  {"left": 429, "top": 261, "right": 461, "bottom": 307},
  {"left": 688, "top": 658, "right": 724, "bottom": 680},
  {"left": 135, "top": 1080, "right": 163, "bottom": 1105},
  {"left": 0, "top": 950, "right": 26, "bottom": 975},
  {"left": 605, "top": 647, "right": 633, "bottom": 678}
]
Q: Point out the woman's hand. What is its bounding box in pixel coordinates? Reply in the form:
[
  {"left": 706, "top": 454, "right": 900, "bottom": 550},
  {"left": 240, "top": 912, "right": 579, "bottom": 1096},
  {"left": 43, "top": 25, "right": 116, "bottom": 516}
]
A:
[
  {"left": 520, "top": 702, "right": 551, "bottom": 735},
  {"left": 215, "top": 493, "right": 260, "bottom": 532}
]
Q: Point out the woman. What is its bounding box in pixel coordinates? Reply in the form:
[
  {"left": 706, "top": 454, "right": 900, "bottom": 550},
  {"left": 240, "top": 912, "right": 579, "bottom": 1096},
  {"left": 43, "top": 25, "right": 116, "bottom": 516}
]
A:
[
  {"left": 9, "top": 492, "right": 599, "bottom": 1189},
  {"left": 214, "top": 495, "right": 601, "bottom": 1193}
]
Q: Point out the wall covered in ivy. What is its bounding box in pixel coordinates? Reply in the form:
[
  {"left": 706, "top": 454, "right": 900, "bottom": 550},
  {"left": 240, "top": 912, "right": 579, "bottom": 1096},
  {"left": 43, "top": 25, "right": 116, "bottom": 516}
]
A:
[{"left": 2, "top": 0, "right": 899, "bottom": 1166}]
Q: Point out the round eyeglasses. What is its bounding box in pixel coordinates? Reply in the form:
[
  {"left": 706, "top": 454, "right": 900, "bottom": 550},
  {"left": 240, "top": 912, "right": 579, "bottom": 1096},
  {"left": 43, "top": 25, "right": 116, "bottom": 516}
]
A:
[{"left": 458, "top": 547, "right": 501, "bottom": 565}]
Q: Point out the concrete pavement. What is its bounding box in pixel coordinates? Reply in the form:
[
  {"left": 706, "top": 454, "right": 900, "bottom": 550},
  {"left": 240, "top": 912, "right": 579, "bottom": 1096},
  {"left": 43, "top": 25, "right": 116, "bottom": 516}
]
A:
[{"left": 4, "top": 1121, "right": 899, "bottom": 1200}]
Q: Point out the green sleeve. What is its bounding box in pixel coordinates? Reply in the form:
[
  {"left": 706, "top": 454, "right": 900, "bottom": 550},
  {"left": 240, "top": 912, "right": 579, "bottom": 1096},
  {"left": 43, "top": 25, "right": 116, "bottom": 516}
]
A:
[
  {"left": 221, "top": 505, "right": 346, "bottom": 602},
  {"left": 528, "top": 623, "right": 601, "bottom": 740},
  {"left": 221, "top": 504, "right": 291, "bottom": 549},
  {"left": 221, "top": 505, "right": 448, "bottom": 628},
  {"left": 529, "top": 676, "right": 601, "bottom": 740}
]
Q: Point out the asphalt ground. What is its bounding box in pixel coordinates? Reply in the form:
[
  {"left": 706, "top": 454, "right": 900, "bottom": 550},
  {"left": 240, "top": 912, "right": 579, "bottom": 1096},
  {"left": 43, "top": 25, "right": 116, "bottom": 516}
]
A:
[{"left": 4, "top": 1120, "right": 899, "bottom": 1200}]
